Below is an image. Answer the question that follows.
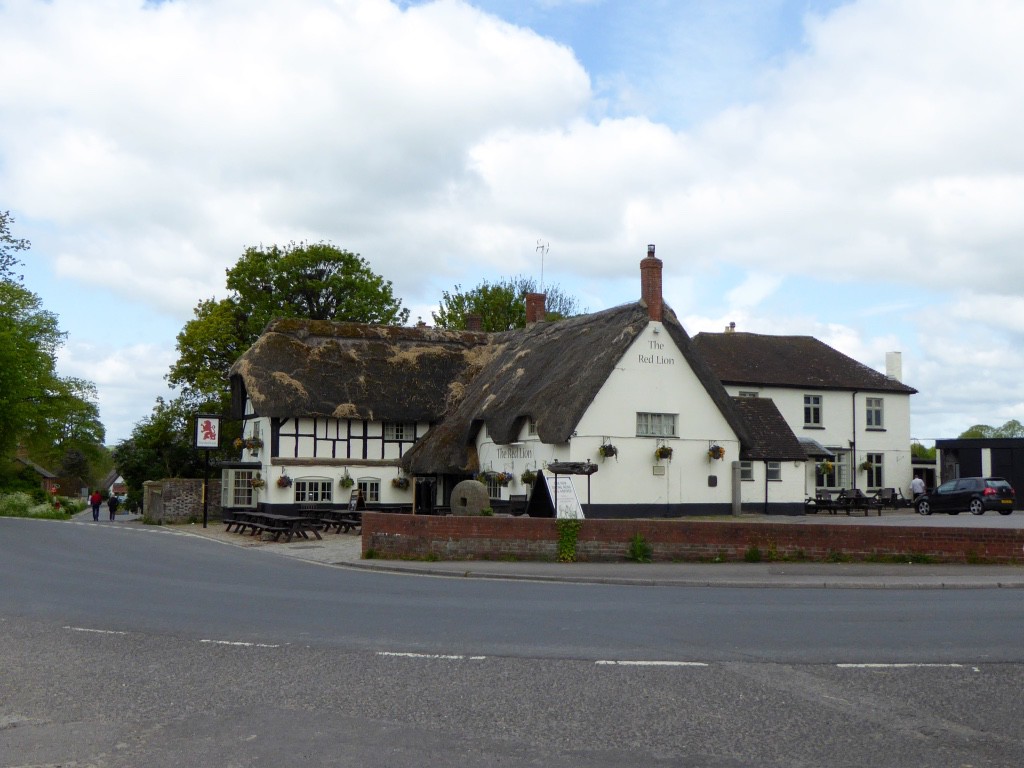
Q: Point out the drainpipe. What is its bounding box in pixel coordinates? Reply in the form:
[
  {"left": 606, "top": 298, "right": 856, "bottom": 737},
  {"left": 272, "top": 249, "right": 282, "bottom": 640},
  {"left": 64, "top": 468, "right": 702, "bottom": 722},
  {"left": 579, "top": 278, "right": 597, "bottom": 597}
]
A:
[
  {"left": 850, "top": 390, "right": 859, "bottom": 491},
  {"left": 763, "top": 461, "right": 769, "bottom": 515}
]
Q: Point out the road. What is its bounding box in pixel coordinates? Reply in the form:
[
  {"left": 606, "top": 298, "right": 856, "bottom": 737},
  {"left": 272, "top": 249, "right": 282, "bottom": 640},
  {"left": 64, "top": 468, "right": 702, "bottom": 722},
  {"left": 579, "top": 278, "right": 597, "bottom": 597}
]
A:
[{"left": 2, "top": 517, "right": 1023, "bottom": 767}]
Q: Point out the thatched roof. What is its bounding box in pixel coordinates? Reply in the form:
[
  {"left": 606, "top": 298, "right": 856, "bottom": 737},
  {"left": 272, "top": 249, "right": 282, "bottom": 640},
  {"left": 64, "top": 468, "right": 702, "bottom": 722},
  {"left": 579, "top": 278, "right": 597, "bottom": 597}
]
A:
[
  {"left": 401, "top": 301, "right": 754, "bottom": 475},
  {"left": 229, "top": 319, "right": 492, "bottom": 422},
  {"left": 692, "top": 332, "right": 918, "bottom": 394}
]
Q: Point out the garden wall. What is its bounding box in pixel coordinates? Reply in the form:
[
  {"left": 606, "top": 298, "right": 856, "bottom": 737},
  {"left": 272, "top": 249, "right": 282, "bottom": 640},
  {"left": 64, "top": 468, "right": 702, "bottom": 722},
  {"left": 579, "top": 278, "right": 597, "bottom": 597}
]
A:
[
  {"left": 143, "top": 478, "right": 222, "bottom": 524},
  {"left": 361, "top": 513, "right": 1024, "bottom": 564}
]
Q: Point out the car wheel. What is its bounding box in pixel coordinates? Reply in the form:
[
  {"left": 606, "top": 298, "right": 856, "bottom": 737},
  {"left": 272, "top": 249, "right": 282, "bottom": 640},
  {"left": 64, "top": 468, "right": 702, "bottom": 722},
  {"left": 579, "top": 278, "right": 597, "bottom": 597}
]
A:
[
  {"left": 916, "top": 500, "right": 931, "bottom": 515},
  {"left": 998, "top": 509, "right": 1013, "bottom": 516},
  {"left": 969, "top": 499, "right": 985, "bottom": 515}
]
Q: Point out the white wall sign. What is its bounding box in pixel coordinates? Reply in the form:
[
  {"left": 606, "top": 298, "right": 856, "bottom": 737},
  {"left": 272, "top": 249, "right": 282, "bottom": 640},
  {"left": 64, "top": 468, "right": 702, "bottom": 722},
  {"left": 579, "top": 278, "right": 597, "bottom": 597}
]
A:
[{"left": 545, "top": 474, "right": 585, "bottom": 519}]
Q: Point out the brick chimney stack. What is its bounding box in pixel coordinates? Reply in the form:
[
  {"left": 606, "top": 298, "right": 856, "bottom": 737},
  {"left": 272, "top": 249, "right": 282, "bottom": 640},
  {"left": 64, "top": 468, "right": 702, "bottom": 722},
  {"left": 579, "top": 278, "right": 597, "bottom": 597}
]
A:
[
  {"left": 465, "top": 313, "right": 483, "bottom": 332},
  {"left": 525, "top": 292, "right": 546, "bottom": 325},
  {"left": 640, "top": 243, "right": 663, "bottom": 322}
]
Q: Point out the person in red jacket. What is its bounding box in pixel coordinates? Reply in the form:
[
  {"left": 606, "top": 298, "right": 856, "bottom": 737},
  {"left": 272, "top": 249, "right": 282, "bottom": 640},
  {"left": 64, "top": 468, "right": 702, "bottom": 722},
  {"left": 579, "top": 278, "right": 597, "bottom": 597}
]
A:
[{"left": 89, "top": 490, "right": 102, "bottom": 522}]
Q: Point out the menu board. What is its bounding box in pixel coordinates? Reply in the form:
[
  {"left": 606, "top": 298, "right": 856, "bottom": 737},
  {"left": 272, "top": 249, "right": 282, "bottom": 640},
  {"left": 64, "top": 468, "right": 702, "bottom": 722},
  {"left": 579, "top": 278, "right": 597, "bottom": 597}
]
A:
[{"left": 545, "top": 474, "right": 585, "bottom": 519}]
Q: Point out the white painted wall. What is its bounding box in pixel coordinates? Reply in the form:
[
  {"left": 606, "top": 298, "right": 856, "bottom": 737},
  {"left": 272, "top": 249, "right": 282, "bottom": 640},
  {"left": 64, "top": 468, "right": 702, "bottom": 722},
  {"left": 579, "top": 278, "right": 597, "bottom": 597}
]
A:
[
  {"left": 477, "top": 322, "right": 745, "bottom": 507},
  {"left": 724, "top": 385, "right": 914, "bottom": 497}
]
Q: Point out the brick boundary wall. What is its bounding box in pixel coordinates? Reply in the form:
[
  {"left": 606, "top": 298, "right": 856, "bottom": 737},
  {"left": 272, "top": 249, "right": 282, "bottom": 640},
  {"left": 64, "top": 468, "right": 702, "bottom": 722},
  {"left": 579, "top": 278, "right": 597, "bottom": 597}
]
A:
[{"left": 362, "top": 513, "right": 1024, "bottom": 564}]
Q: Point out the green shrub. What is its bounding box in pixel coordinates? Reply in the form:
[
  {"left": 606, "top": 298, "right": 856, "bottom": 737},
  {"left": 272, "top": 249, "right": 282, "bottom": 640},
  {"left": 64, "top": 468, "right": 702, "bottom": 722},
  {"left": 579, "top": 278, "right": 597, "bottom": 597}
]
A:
[
  {"left": 627, "top": 533, "right": 653, "bottom": 563},
  {"left": 743, "top": 544, "right": 762, "bottom": 563},
  {"left": 557, "top": 517, "right": 583, "bottom": 562}
]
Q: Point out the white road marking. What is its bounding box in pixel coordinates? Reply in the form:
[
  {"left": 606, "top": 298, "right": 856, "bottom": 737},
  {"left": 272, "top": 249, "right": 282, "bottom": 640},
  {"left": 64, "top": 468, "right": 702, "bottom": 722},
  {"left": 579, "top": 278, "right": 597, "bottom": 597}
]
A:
[
  {"left": 836, "top": 663, "right": 965, "bottom": 669},
  {"left": 596, "top": 660, "right": 709, "bottom": 667},
  {"left": 377, "top": 652, "right": 486, "bottom": 660},
  {"left": 64, "top": 626, "right": 128, "bottom": 635},
  {"left": 200, "top": 639, "right": 281, "bottom": 648}
]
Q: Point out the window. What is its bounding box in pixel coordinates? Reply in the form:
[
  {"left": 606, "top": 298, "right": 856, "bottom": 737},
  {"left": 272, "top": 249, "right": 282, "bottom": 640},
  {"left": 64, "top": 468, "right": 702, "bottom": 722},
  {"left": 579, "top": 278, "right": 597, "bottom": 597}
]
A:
[
  {"left": 865, "top": 453, "right": 883, "bottom": 488},
  {"left": 803, "top": 395, "right": 822, "bottom": 427},
  {"left": 865, "top": 397, "right": 884, "bottom": 429},
  {"left": 636, "top": 412, "right": 678, "bottom": 437},
  {"left": 358, "top": 477, "right": 380, "bottom": 503},
  {"left": 739, "top": 461, "right": 754, "bottom": 481},
  {"left": 766, "top": 461, "right": 781, "bottom": 481},
  {"left": 384, "top": 422, "right": 413, "bottom": 441},
  {"left": 483, "top": 474, "right": 502, "bottom": 499},
  {"left": 527, "top": 418, "right": 537, "bottom": 436},
  {"left": 223, "top": 470, "right": 256, "bottom": 508},
  {"left": 294, "top": 478, "right": 332, "bottom": 503}
]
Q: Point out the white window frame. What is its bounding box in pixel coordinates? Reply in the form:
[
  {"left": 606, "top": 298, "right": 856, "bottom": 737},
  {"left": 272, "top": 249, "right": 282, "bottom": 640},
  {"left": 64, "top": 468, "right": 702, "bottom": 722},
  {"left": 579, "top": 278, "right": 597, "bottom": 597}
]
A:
[
  {"left": 866, "top": 453, "right": 884, "bottom": 488},
  {"left": 358, "top": 477, "right": 380, "bottom": 503},
  {"left": 865, "top": 397, "right": 884, "bottom": 429},
  {"left": 384, "top": 422, "right": 413, "bottom": 441},
  {"left": 223, "top": 469, "right": 256, "bottom": 508},
  {"left": 766, "top": 461, "right": 782, "bottom": 481},
  {"left": 803, "top": 395, "right": 822, "bottom": 427},
  {"left": 636, "top": 412, "right": 678, "bottom": 438},
  {"left": 294, "top": 477, "right": 333, "bottom": 503},
  {"left": 739, "top": 461, "right": 754, "bottom": 481}
]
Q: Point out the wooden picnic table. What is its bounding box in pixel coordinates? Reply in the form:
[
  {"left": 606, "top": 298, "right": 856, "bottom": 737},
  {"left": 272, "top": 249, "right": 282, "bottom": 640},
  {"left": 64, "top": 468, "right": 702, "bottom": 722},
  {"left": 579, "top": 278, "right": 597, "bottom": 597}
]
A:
[
  {"left": 223, "top": 511, "right": 323, "bottom": 542},
  {"left": 805, "top": 489, "right": 882, "bottom": 516}
]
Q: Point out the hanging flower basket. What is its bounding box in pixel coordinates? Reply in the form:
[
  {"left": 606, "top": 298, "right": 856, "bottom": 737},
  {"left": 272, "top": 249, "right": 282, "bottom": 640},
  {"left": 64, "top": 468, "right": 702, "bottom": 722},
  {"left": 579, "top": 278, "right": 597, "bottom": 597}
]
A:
[
  {"left": 339, "top": 473, "right": 354, "bottom": 489},
  {"left": 707, "top": 445, "right": 725, "bottom": 461},
  {"left": 233, "top": 437, "right": 245, "bottom": 450},
  {"left": 860, "top": 460, "right": 874, "bottom": 472},
  {"left": 520, "top": 469, "right": 537, "bottom": 485},
  {"left": 598, "top": 443, "right": 618, "bottom": 459},
  {"left": 276, "top": 475, "right": 292, "bottom": 488},
  {"left": 245, "top": 438, "right": 263, "bottom": 451},
  {"left": 391, "top": 476, "right": 409, "bottom": 490},
  {"left": 655, "top": 445, "right": 673, "bottom": 460},
  {"left": 817, "top": 460, "right": 835, "bottom": 475},
  {"left": 250, "top": 474, "right": 265, "bottom": 489},
  {"left": 497, "top": 471, "right": 513, "bottom": 487}
]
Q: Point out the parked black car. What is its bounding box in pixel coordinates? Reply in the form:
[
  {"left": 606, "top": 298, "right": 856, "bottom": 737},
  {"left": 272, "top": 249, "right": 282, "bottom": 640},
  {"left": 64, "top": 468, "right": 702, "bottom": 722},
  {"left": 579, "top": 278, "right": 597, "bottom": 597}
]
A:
[{"left": 915, "top": 477, "right": 1015, "bottom": 516}]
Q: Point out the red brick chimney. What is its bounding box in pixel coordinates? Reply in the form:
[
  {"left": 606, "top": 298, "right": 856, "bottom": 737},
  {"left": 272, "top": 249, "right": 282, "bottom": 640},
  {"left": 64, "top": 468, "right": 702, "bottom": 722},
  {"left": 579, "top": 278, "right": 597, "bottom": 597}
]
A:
[
  {"left": 640, "top": 243, "right": 663, "bottom": 321},
  {"left": 465, "top": 313, "right": 483, "bottom": 332},
  {"left": 525, "top": 292, "right": 546, "bottom": 325}
]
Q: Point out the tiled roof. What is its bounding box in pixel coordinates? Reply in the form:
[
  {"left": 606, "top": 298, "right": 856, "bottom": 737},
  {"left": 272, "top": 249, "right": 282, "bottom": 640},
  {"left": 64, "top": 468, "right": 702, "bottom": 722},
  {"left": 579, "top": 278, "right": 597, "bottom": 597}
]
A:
[
  {"left": 733, "top": 397, "right": 807, "bottom": 461},
  {"left": 691, "top": 332, "right": 917, "bottom": 394}
]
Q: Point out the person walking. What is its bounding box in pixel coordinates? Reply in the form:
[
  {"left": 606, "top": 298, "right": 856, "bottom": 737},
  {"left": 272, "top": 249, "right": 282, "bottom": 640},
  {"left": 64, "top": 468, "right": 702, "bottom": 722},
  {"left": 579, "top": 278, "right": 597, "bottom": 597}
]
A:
[
  {"left": 911, "top": 474, "right": 926, "bottom": 501},
  {"left": 107, "top": 494, "right": 120, "bottom": 521},
  {"left": 89, "top": 490, "right": 102, "bottom": 521}
]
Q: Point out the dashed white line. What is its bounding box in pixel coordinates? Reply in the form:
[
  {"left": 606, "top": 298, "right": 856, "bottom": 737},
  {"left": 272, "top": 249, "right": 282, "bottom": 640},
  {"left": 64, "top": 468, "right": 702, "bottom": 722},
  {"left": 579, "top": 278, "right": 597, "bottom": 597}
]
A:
[
  {"left": 836, "top": 663, "right": 966, "bottom": 669},
  {"left": 377, "top": 652, "right": 486, "bottom": 660},
  {"left": 64, "top": 626, "right": 128, "bottom": 635},
  {"left": 200, "top": 639, "right": 282, "bottom": 648},
  {"left": 596, "top": 660, "right": 709, "bottom": 667}
]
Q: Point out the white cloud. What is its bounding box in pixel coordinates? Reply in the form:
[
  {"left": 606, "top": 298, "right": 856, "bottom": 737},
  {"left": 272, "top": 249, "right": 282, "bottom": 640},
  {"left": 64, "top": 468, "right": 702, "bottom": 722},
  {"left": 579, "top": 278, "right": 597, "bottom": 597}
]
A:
[{"left": 3, "top": 0, "right": 1023, "bottom": 442}]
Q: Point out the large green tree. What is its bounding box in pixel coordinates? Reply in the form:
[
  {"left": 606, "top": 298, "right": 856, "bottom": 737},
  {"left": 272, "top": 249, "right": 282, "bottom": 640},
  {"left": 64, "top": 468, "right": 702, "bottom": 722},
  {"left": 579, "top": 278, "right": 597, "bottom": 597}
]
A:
[
  {"left": 0, "top": 280, "right": 65, "bottom": 456},
  {"left": 432, "top": 276, "right": 580, "bottom": 331},
  {"left": 112, "top": 397, "right": 211, "bottom": 494},
  {"left": 958, "top": 420, "right": 1024, "bottom": 439},
  {"left": 1, "top": 210, "right": 29, "bottom": 282},
  {"left": 169, "top": 241, "right": 410, "bottom": 407}
]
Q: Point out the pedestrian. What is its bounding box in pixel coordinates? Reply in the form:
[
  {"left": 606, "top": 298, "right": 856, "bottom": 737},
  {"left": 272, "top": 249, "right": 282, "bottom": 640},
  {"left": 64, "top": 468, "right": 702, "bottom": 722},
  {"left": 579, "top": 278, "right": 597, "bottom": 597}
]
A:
[
  {"left": 107, "top": 494, "right": 120, "bottom": 521},
  {"left": 89, "top": 490, "right": 102, "bottom": 521},
  {"left": 910, "top": 474, "right": 926, "bottom": 501}
]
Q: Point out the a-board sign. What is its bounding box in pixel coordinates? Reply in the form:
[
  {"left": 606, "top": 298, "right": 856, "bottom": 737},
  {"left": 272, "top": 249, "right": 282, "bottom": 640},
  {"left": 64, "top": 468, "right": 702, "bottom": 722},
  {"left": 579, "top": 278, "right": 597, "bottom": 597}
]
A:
[
  {"left": 545, "top": 473, "right": 585, "bottom": 519},
  {"left": 348, "top": 490, "right": 365, "bottom": 511}
]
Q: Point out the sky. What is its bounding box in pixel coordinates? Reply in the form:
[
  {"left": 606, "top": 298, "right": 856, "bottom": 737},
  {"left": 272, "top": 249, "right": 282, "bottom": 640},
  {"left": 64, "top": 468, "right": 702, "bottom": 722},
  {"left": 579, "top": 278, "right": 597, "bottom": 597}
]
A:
[{"left": 2, "top": 0, "right": 1022, "bottom": 445}]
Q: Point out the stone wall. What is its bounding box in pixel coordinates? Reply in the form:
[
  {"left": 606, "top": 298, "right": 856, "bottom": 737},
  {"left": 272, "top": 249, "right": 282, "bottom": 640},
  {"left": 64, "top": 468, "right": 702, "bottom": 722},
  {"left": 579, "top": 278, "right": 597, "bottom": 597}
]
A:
[
  {"left": 143, "top": 478, "right": 222, "bottom": 524},
  {"left": 362, "top": 513, "right": 1024, "bottom": 564}
]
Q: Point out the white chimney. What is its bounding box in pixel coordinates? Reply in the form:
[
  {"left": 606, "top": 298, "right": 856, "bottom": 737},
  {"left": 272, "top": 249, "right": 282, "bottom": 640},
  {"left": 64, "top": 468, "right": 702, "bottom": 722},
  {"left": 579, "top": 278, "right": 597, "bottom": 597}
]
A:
[{"left": 885, "top": 351, "right": 903, "bottom": 382}]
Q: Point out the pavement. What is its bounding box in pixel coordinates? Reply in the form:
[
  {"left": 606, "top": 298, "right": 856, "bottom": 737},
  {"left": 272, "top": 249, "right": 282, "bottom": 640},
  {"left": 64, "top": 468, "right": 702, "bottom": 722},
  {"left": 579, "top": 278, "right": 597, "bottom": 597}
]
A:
[{"left": 73, "top": 507, "right": 1024, "bottom": 590}]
